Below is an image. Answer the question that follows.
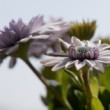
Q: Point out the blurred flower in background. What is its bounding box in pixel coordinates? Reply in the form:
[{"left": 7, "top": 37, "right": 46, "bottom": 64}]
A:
[
  {"left": 0, "top": 16, "right": 71, "bottom": 68},
  {"left": 68, "top": 20, "right": 96, "bottom": 40},
  {"left": 29, "top": 17, "right": 72, "bottom": 57}
]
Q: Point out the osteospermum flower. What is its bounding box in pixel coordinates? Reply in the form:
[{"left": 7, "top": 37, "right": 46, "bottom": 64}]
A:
[
  {"left": 0, "top": 16, "right": 69, "bottom": 53},
  {"left": 41, "top": 36, "right": 110, "bottom": 73},
  {"left": 29, "top": 17, "right": 71, "bottom": 56},
  {"left": 0, "top": 15, "right": 71, "bottom": 66}
]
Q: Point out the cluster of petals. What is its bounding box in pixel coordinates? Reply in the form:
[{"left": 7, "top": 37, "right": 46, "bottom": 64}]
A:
[
  {"left": 0, "top": 16, "right": 71, "bottom": 56},
  {"left": 41, "top": 37, "right": 110, "bottom": 73}
]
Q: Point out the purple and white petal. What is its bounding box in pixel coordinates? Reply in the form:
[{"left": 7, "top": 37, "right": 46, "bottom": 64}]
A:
[
  {"left": 6, "top": 44, "right": 19, "bottom": 55},
  {"left": 28, "top": 16, "right": 44, "bottom": 34},
  {"left": 75, "top": 60, "right": 86, "bottom": 70},
  {"left": 71, "top": 37, "right": 83, "bottom": 46},
  {"left": 52, "top": 58, "right": 71, "bottom": 71},
  {"left": 65, "top": 60, "right": 78, "bottom": 68},
  {"left": 58, "top": 38, "right": 70, "bottom": 49},
  {"left": 41, "top": 57, "right": 64, "bottom": 66},
  {"left": 31, "top": 35, "right": 49, "bottom": 40},
  {"left": 85, "top": 60, "right": 95, "bottom": 67},
  {"left": 93, "top": 40, "right": 101, "bottom": 46},
  {"left": 9, "top": 57, "right": 17, "bottom": 68},
  {"left": 94, "top": 61, "right": 104, "bottom": 73}
]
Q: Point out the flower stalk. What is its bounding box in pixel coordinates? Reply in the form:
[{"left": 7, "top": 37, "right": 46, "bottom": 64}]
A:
[
  {"left": 23, "top": 58, "right": 71, "bottom": 110},
  {"left": 82, "top": 68, "right": 92, "bottom": 109},
  {"left": 82, "top": 71, "right": 92, "bottom": 100}
]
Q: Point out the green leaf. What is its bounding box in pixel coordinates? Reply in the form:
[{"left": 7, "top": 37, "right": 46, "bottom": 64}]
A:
[
  {"left": 41, "top": 67, "right": 57, "bottom": 80},
  {"left": 98, "top": 67, "right": 110, "bottom": 91},
  {"left": 48, "top": 101, "right": 54, "bottom": 110},
  {"left": 57, "top": 70, "right": 72, "bottom": 110},
  {"left": 99, "top": 89, "right": 110, "bottom": 110},
  {"left": 91, "top": 97, "right": 104, "bottom": 110},
  {"left": 90, "top": 77, "right": 99, "bottom": 97}
]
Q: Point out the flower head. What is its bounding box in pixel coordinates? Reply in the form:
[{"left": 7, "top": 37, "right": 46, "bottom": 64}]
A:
[
  {"left": 0, "top": 15, "right": 72, "bottom": 68},
  {"left": 41, "top": 36, "right": 110, "bottom": 73},
  {"left": 0, "top": 15, "right": 71, "bottom": 58},
  {"left": 29, "top": 17, "right": 71, "bottom": 56}
]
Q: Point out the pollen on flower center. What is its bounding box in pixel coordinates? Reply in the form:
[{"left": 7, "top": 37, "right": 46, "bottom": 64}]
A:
[{"left": 68, "top": 46, "right": 99, "bottom": 60}]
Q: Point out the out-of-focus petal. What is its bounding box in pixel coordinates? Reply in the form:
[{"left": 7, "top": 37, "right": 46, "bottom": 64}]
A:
[
  {"left": 9, "top": 57, "right": 17, "bottom": 68},
  {"left": 41, "top": 58, "right": 64, "bottom": 66},
  {"left": 71, "top": 36, "right": 83, "bottom": 46}
]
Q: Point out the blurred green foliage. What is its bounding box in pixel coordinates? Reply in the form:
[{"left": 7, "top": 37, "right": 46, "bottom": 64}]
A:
[{"left": 67, "top": 20, "right": 96, "bottom": 40}]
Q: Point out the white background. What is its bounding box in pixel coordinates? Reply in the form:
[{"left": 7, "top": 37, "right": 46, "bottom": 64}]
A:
[{"left": 0, "top": 0, "right": 110, "bottom": 110}]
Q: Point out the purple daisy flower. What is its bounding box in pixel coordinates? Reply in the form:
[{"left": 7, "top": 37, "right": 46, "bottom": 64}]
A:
[
  {"left": 28, "top": 17, "right": 71, "bottom": 56},
  {"left": 0, "top": 15, "right": 71, "bottom": 67},
  {"left": 41, "top": 36, "right": 110, "bottom": 73}
]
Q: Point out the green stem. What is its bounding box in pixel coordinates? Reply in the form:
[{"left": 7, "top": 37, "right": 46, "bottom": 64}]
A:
[
  {"left": 64, "top": 69, "right": 81, "bottom": 86},
  {"left": 82, "top": 68, "right": 92, "bottom": 110},
  {"left": 82, "top": 70, "right": 92, "bottom": 100},
  {"left": 23, "top": 58, "right": 70, "bottom": 110},
  {"left": 77, "top": 71, "right": 87, "bottom": 92}
]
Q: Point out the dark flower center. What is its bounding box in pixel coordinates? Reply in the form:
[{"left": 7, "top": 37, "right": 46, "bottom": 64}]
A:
[{"left": 68, "top": 46, "right": 99, "bottom": 61}]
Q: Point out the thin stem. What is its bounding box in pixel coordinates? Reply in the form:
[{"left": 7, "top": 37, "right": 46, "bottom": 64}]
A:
[
  {"left": 82, "top": 70, "right": 92, "bottom": 100},
  {"left": 82, "top": 68, "right": 92, "bottom": 110},
  {"left": 77, "top": 70, "right": 87, "bottom": 92},
  {"left": 64, "top": 69, "right": 81, "bottom": 87},
  {"left": 23, "top": 58, "right": 70, "bottom": 110}
]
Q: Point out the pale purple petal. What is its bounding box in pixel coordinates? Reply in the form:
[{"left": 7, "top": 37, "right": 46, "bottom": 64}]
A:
[
  {"left": 93, "top": 61, "right": 104, "bottom": 73},
  {"left": 31, "top": 35, "right": 49, "bottom": 40},
  {"left": 96, "top": 58, "right": 110, "bottom": 64},
  {"left": 93, "top": 40, "right": 101, "bottom": 46},
  {"left": 71, "top": 37, "right": 83, "bottom": 46},
  {"left": 9, "top": 57, "right": 17, "bottom": 68},
  {"left": 65, "top": 60, "right": 78, "bottom": 68},
  {"left": 99, "top": 45, "right": 110, "bottom": 51},
  {"left": 75, "top": 60, "right": 86, "bottom": 70},
  {"left": 85, "top": 60, "right": 95, "bottom": 67},
  {"left": 28, "top": 16, "right": 44, "bottom": 34},
  {"left": 58, "top": 38, "right": 70, "bottom": 49},
  {"left": 41, "top": 58, "right": 64, "bottom": 66},
  {"left": 99, "top": 50, "right": 110, "bottom": 56},
  {"left": 6, "top": 44, "right": 19, "bottom": 55},
  {"left": 52, "top": 58, "right": 71, "bottom": 71}
]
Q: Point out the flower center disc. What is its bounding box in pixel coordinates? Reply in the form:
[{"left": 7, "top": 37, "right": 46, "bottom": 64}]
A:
[{"left": 68, "top": 46, "right": 99, "bottom": 61}]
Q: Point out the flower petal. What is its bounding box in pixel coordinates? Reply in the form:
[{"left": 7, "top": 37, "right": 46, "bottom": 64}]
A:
[
  {"left": 75, "top": 60, "right": 86, "bottom": 70},
  {"left": 85, "top": 60, "right": 95, "bottom": 67},
  {"left": 94, "top": 61, "right": 104, "bottom": 73},
  {"left": 71, "top": 36, "right": 83, "bottom": 46},
  {"left": 96, "top": 57, "right": 110, "bottom": 64},
  {"left": 99, "top": 45, "right": 110, "bottom": 51},
  {"left": 31, "top": 35, "right": 49, "bottom": 39},
  {"left": 18, "top": 36, "right": 32, "bottom": 43},
  {"left": 58, "top": 38, "right": 70, "bottom": 49},
  {"left": 41, "top": 58, "right": 63, "bottom": 66},
  {"left": 6, "top": 44, "right": 19, "bottom": 55},
  {"left": 28, "top": 16, "right": 44, "bottom": 34},
  {"left": 93, "top": 40, "right": 101, "bottom": 46},
  {"left": 9, "top": 57, "right": 17, "bottom": 68},
  {"left": 65, "top": 60, "right": 78, "bottom": 68},
  {"left": 99, "top": 50, "right": 110, "bottom": 56},
  {"left": 52, "top": 58, "right": 70, "bottom": 71},
  {"left": 46, "top": 52, "right": 68, "bottom": 57}
]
